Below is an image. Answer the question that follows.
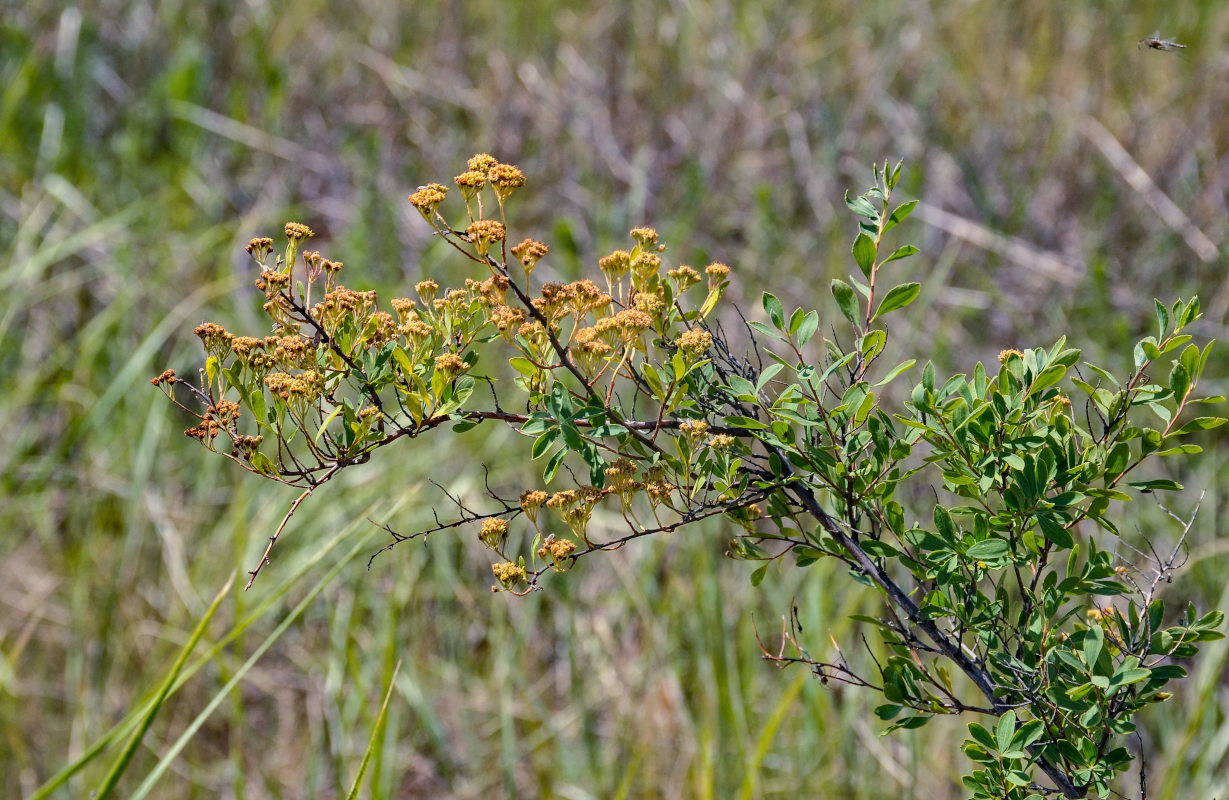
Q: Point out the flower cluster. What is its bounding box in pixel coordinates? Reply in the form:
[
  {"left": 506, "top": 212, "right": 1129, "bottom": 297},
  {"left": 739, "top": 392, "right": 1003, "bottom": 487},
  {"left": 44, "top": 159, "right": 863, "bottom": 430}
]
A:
[{"left": 491, "top": 560, "right": 527, "bottom": 591}]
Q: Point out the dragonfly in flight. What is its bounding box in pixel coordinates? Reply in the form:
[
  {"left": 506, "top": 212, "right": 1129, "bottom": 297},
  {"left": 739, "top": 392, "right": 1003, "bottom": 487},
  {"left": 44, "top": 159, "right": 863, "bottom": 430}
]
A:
[{"left": 1138, "top": 32, "right": 1187, "bottom": 52}]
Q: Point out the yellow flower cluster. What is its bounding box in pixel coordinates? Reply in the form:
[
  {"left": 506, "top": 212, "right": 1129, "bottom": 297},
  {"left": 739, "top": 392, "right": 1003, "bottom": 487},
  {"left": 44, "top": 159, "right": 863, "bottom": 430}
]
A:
[
  {"left": 491, "top": 560, "right": 527, "bottom": 590},
  {"left": 511, "top": 238, "right": 548, "bottom": 274},
  {"left": 520, "top": 490, "right": 549, "bottom": 528},
  {"left": 537, "top": 535, "right": 577, "bottom": 570},
  {"left": 479, "top": 517, "right": 509, "bottom": 550},
  {"left": 408, "top": 183, "right": 449, "bottom": 217},
  {"left": 284, "top": 222, "right": 314, "bottom": 240},
  {"left": 466, "top": 219, "right": 506, "bottom": 257}
]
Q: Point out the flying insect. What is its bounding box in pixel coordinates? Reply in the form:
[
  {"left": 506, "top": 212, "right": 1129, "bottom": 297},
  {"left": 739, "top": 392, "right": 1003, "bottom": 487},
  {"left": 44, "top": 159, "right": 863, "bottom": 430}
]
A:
[{"left": 1138, "top": 33, "right": 1187, "bottom": 52}]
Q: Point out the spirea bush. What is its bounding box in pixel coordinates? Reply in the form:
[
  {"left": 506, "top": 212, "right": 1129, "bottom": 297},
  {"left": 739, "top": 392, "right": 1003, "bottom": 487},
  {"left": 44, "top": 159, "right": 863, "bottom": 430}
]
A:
[{"left": 155, "top": 155, "right": 1224, "bottom": 798}]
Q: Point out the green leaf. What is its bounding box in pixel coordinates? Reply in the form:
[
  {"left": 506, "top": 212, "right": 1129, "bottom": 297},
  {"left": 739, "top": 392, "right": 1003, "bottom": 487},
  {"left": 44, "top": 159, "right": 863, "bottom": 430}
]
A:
[
  {"left": 1155, "top": 299, "right": 1170, "bottom": 339},
  {"left": 1084, "top": 627, "right": 1104, "bottom": 670},
  {"left": 1029, "top": 364, "right": 1067, "bottom": 395},
  {"left": 750, "top": 563, "right": 768, "bottom": 586},
  {"left": 872, "top": 282, "right": 921, "bottom": 320},
  {"left": 832, "top": 279, "right": 860, "bottom": 324},
  {"left": 1173, "top": 416, "right": 1225, "bottom": 436},
  {"left": 933, "top": 505, "right": 957, "bottom": 542},
  {"left": 314, "top": 405, "right": 344, "bottom": 444},
  {"left": 1010, "top": 720, "right": 1045, "bottom": 751},
  {"left": 845, "top": 190, "right": 877, "bottom": 219},
  {"left": 1036, "top": 514, "right": 1073, "bottom": 548},
  {"left": 882, "top": 244, "right": 919, "bottom": 264},
  {"left": 509, "top": 356, "right": 538, "bottom": 377},
  {"left": 1127, "top": 479, "right": 1183, "bottom": 493},
  {"left": 532, "top": 429, "right": 560, "bottom": 459},
  {"left": 967, "top": 539, "right": 1010, "bottom": 560},
  {"left": 853, "top": 232, "right": 878, "bottom": 278},
  {"left": 884, "top": 199, "right": 918, "bottom": 232},
  {"left": 747, "top": 321, "right": 784, "bottom": 341},
  {"left": 874, "top": 359, "right": 916, "bottom": 387},
  {"left": 762, "top": 293, "right": 785, "bottom": 329},
  {"left": 968, "top": 723, "right": 997, "bottom": 752},
  {"left": 996, "top": 711, "right": 1017, "bottom": 753},
  {"left": 543, "top": 447, "right": 567, "bottom": 482},
  {"left": 860, "top": 329, "right": 887, "bottom": 360},
  {"left": 1156, "top": 444, "right": 1202, "bottom": 456},
  {"left": 1170, "top": 362, "right": 1191, "bottom": 402},
  {"left": 1104, "top": 442, "right": 1130, "bottom": 481},
  {"left": 796, "top": 310, "right": 820, "bottom": 346},
  {"left": 1108, "top": 667, "right": 1151, "bottom": 689}
]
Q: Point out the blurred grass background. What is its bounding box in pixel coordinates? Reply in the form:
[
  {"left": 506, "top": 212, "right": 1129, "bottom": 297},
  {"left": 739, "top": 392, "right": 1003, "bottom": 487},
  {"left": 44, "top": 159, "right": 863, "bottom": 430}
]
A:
[{"left": 2, "top": 0, "right": 1228, "bottom": 797}]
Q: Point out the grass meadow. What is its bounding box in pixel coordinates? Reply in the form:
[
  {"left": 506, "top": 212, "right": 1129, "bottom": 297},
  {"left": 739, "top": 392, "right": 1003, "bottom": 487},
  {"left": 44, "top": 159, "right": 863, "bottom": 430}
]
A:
[{"left": 2, "top": 1, "right": 1227, "bottom": 797}]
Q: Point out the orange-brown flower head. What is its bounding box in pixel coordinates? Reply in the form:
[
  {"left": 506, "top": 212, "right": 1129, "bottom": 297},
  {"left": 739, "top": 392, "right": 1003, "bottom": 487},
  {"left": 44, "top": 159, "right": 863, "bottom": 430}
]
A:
[
  {"left": 708, "top": 433, "right": 736, "bottom": 451},
  {"left": 150, "top": 368, "right": 176, "bottom": 387},
  {"left": 467, "top": 153, "right": 499, "bottom": 174},
  {"left": 511, "top": 238, "right": 549, "bottom": 275},
  {"left": 416, "top": 279, "right": 439, "bottom": 306},
  {"left": 679, "top": 419, "right": 709, "bottom": 444},
  {"left": 433, "top": 352, "right": 470, "bottom": 382},
  {"left": 644, "top": 479, "right": 676, "bottom": 509},
  {"left": 612, "top": 308, "right": 653, "bottom": 347},
  {"left": 668, "top": 265, "right": 701, "bottom": 292},
  {"left": 520, "top": 489, "right": 549, "bottom": 527},
  {"left": 401, "top": 318, "right": 433, "bottom": 351},
  {"left": 573, "top": 327, "right": 615, "bottom": 376},
  {"left": 599, "top": 250, "right": 632, "bottom": 282},
  {"left": 246, "top": 237, "right": 275, "bottom": 265},
  {"left": 705, "top": 262, "right": 730, "bottom": 285},
  {"left": 466, "top": 219, "right": 506, "bottom": 257},
  {"left": 490, "top": 304, "right": 527, "bottom": 340},
  {"left": 630, "top": 226, "right": 659, "bottom": 249},
  {"left": 633, "top": 291, "right": 665, "bottom": 319},
  {"left": 478, "top": 275, "right": 511, "bottom": 307},
  {"left": 631, "top": 252, "right": 661, "bottom": 283},
  {"left": 391, "top": 297, "right": 417, "bottom": 323},
  {"left": 408, "top": 183, "right": 449, "bottom": 218},
  {"left": 454, "top": 170, "right": 487, "bottom": 202},
  {"left": 230, "top": 336, "right": 265, "bottom": 361},
  {"left": 537, "top": 535, "right": 577, "bottom": 570},
  {"left": 675, "top": 328, "right": 713, "bottom": 360},
  {"left": 517, "top": 319, "right": 547, "bottom": 347},
  {"left": 491, "top": 560, "right": 527, "bottom": 590},
  {"left": 264, "top": 370, "right": 323, "bottom": 406},
  {"left": 193, "top": 322, "right": 234, "bottom": 359},
  {"left": 604, "top": 457, "right": 640, "bottom": 501},
  {"left": 565, "top": 279, "right": 607, "bottom": 317},
  {"left": 479, "top": 517, "right": 509, "bottom": 550},
  {"left": 273, "top": 335, "right": 316, "bottom": 369},
  {"left": 365, "top": 311, "right": 398, "bottom": 346},
  {"left": 998, "top": 349, "right": 1024, "bottom": 364},
  {"left": 284, "top": 222, "right": 314, "bottom": 241},
  {"left": 489, "top": 163, "right": 526, "bottom": 203}
]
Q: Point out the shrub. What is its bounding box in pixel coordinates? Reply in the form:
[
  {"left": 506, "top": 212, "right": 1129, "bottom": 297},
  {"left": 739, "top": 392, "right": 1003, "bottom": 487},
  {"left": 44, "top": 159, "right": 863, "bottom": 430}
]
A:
[{"left": 155, "top": 156, "right": 1224, "bottom": 798}]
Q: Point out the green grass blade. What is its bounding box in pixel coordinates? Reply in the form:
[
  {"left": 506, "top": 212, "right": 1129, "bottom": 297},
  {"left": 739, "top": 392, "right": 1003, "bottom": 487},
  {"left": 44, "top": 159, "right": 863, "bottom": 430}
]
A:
[
  {"left": 27, "top": 494, "right": 413, "bottom": 799},
  {"left": 736, "top": 670, "right": 809, "bottom": 800},
  {"left": 92, "top": 572, "right": 235, "bottom": 800},
  {"left": 344, "top": 660, "right": 403, "bottom": 800},
  {"left": 128, "top": 526, "right": 379, "bottom": 800}
]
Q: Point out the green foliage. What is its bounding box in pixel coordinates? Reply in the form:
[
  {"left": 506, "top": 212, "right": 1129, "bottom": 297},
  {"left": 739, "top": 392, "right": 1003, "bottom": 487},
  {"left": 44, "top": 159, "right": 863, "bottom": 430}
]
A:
[{"left": 158, "top": 157, "right": 1224, "bottom": 797}]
